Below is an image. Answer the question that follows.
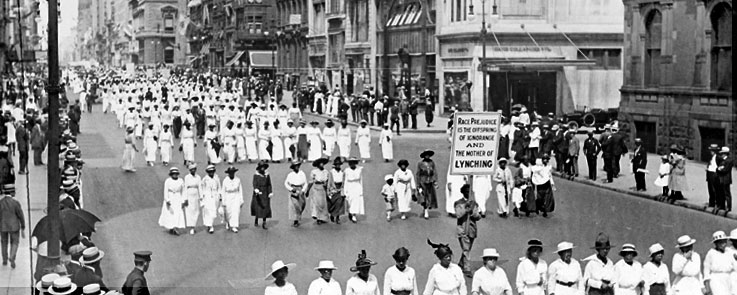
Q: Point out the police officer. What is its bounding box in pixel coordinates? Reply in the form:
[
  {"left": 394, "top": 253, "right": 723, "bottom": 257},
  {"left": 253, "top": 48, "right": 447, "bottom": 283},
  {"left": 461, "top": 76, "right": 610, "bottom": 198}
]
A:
[{"left": 122, "top": 251, "right": 152, "bottom": 295}]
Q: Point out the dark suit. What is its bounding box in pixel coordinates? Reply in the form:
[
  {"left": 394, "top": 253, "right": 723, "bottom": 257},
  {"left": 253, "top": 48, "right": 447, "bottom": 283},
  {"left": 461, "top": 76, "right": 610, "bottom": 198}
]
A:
[
  {"left": 632, "top": 145, "right": 648, "bottom": 191},
  {"left": 122, "top": 268, "right": 150, "bottom": 295},
  {"left": 583, "top": 137, "right": 601, "bottom": 180},
  {"left": 0, "top": 196, "right": 24, "bottom": 264},
  {"left": 600, "top": 135, "right": 613, "bottom": 182},
  {"left": 553, "top": 131, "right": 569, "bottom": 172},
  {"left": 716, "top": 156, "right": 733, "bottom": 211},
  {"left": 707, "top": 154, "right": 719, "bottom": 207},
  {"left": 72, "top": 266, "right": 108, "bottom": 291},
  {"left": 15, "top": 125, "right": 29, "bottom": 173},
  {"left": 609, "top": 132, "right": 627, "bottom": 176}
]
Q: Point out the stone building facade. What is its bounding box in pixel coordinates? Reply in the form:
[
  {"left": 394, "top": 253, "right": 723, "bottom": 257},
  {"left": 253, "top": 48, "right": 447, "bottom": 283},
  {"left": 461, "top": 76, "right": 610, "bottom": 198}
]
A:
[
  {"left": 275, "top": 0, "right": 309, "bottom": 88},
  {"left": 619, "top": 0, "right": 733, "bottom": 161},
  {"left": 131, "top": 0, "right": 183, "bottom": 65}
]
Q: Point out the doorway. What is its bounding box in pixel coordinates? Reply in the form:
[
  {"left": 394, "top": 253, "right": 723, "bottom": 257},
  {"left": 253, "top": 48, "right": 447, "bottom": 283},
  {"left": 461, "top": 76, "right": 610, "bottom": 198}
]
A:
[
  {"left": 699, "top": 126, "right": 725, "bottom": 162},
  {"left": 488, "top": 71, "right": 557, "bottom": 116},
  {"left": 634, "top": 121, "right": 657, "bottom": 153}
]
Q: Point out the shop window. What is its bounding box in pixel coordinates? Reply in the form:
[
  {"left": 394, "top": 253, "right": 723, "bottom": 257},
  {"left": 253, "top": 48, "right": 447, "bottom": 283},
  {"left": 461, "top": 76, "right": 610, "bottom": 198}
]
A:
[
  {"left": 644, "top": 9, "right": 662, "bottom": 87},
  {"left": 710, "top": 3, "right": 732, "bottom": 91},
  {"left": 350, "top": 0, "right": 369, "bottom": 42},
  {"left": 451, "top": 0, "right": 466, "bottom": 22},
  {"left": 577, "top": 49, "right": 622, "bottom": 69},
  {"left": 164, "top": 14, "right": 175, "bottom": 32},
  {"left": 164, "top": 48, "right": 174, "bottom": 63},
  {"left": 500, "top": 0, "right": 543, "bottom": 16}
]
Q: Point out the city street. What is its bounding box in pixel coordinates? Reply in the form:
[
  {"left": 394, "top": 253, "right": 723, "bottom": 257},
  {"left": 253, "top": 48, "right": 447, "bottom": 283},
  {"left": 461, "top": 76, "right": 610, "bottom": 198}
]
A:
[{"left": 69, "top": 104, "right": 736, "bottom": 294}]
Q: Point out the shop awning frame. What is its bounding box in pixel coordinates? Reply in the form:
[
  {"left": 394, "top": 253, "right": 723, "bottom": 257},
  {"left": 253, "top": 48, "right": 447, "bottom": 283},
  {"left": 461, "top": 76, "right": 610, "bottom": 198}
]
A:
[
  {"left": 479, "top": 58, "right": 596, "bottom": 71},
  {"left": 200, "top": 42, "right": 210, "bottom": 55},
  {"left": 249, "top": 50, "right": 277, "bottom": 68},
  {"left": 225, "top": 51, "right": 245, "bottom": 67}
]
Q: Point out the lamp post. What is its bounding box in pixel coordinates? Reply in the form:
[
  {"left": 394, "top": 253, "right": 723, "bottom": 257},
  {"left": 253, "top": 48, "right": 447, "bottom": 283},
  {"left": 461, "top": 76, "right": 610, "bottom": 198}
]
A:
[{"left": 469, "top": 0, "right": 496, "bottom": 111}]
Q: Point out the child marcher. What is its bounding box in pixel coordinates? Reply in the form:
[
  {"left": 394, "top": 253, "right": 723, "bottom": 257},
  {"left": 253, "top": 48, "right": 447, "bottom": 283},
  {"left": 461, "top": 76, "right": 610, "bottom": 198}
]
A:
[
  {"left": 654, "top": 155, "right": 671, "bottom": 201},
  {"left": 381, "top": 174, "right": 396, "bottom": 221}
]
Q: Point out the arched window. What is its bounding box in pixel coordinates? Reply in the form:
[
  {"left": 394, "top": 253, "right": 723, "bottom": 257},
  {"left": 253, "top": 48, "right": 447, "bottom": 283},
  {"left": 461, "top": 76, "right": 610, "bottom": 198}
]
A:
[
  {"left": 644, "top": 9, "right": 662, "bottom": 87},
  {"left": 710, "top": 3, "right": 732, "bottom": 91}
]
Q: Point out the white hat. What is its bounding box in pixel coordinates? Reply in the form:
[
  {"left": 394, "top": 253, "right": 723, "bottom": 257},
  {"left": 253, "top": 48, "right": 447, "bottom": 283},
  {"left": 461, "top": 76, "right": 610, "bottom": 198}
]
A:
[
  {"left": 48, "top": 277, "right": 77, "bottom": 295},
  {"left": 648, "top": 243, "right": 664, "bottom": 256},
  {"left": 384, "top": 174, "right": 393, "bottom": 181},
  {"left": 265, "top": 260, "right": 296, "bottom": 280},
  {"left": 556, "top": 241, "right": 576, "bottom": 253},
  {"left": 729, "top": 228, "right": 737, "bottom": 240},
  {"left": 314, "top": 260, "right": 337, "bottom": 270},
  {"left": 720, "top": 147, "right": 730, "bottom": 153},
  {"left": 675, "top": 235, "right": 696, "bottom": 248},
  {"left": 481, "top": 248, "right": 500, "bottom": 258},
  {"left": 79, "top": 247, "right": 105, "bottom": 264},
  {"left": 36, "top": 273, "right": 61, "bottom": 292},
  {"left": 82, "top": 283, "right": 103, "bottom": 294},
  {"left": 619, "top": 243, "right": 638, "bottom": 256},
  {"left": 713, "top": 231, "right": 728, "bottom": 242}
]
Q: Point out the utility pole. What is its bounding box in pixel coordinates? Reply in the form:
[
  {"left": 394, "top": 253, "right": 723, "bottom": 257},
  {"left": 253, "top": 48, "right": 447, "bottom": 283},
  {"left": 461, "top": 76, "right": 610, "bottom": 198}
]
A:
[
  {"left": 46, "top": 0, "right": 62, "bottom": 263},
  {"left": 481, "top": 0, "right": 487, "bottom": 112}
]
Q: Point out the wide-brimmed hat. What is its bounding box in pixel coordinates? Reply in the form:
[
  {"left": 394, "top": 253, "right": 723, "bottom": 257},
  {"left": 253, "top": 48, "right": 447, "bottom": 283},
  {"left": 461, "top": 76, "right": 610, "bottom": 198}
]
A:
[
  {"left": 527, "top": 239, "right": 543, "bottom": 249},
  {"left": 333, "top": 157, "right": 344, "bottom": 166},
  {"left": 713, "top": 231, "right": 728, "bottom": 242},
  {"left": 481, "top": 248, "right": 500, "bottom": 258},
  {"left": 359, "top": 119, "right": 367, "bottom": 124},
  {"left": 48, "top": 277, "right": 77, "bottom": 295},
  {"left": 397, "top": 159, "right": 409, "bottom": 167},
  {"left": 675, "top": 235, "right": 696, "bottom": 248},
  {"left": 350, "top": 250, "right": 378, "bottom": 272},
  {"left": 592, "top": 233, "right": 614, "bottom": 249},
  {"left": 82, "top": 283, "right": 104, "bottom": 295},
  {"left": 729, "top": 228, "right": 737, "bottom": 240},
  {"left": 648, "top": 243, "right": 664, "bottom": 256},
  {"left": 168, "top": 167, "right": 180, "bottom": 175},
  {"left": 225, "top": 166, "right": 239, "bottom": 174},
  {"left": 708, "top": 144, "right": 720, "bottom": 151},
  {"left": 264, "top": 260, "right": 296, "bottom": 280},
  {"left": 498, "top": 158, "right": 508, "bottom": 164},
  {"left": 310, "top": 121, "right": 319, "bottom": 125},
  {"left": 420, "top": 149, "right": 435, "bottom": 158},
  {"left": 79, "top": 247, "right": 105, "bottom": 264},
  {"left": 205, "top": 165, "right": 216, "bottom": 172},
  {"left": 619, "top": 243, "right": 638, "bottom": 256},
  {"left": 347, "top": 157, "right": 360, "bottom": 164},
  {"left": 36, "top": 273, "right": 61, "bottom": 292},
  {"left": 313, "top": 158, "right": 329, "bottom": 167},
  {"left": 257, "top": 161, "right": 270, "bottom": 170},
  {"left": 384, "top": 174, "right": 393, "bottom": 181},
  {"left": 314, "top": 260, "right": 337, "bottom": 270},
  {"left": 556, "top": 242, "right": 575, "bottom": 253}
]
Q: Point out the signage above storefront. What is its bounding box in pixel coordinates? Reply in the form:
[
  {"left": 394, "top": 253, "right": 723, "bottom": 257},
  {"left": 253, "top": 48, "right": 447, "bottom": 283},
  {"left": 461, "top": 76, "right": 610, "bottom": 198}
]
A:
[
  {"left": 442, "top": 44, "right": 474, "bottom": 57},
  {"left": 289, "top": 14, "right": 302, "bottom": 25}
]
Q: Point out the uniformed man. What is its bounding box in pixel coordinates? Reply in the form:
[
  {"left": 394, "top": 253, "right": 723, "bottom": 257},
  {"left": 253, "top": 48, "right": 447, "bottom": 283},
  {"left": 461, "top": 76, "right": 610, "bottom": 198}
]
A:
[
  {"left": 122, "top": 251, "right": 152, "bottom": 295},
  {"left": 455, "top": 183, "right": 481, "bottom": 277}
]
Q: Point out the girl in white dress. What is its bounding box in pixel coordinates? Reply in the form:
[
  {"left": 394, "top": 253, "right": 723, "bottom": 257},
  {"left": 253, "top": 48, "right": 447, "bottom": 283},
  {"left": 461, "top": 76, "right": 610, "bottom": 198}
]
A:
[
  {"left": 355, "top": 120, "right": 371, "bottom": 162},
  {"left": 143, "top": 123, "right": 158, "bottom": 166},
  {"left": 344, "top": 158, "right": 365, "bottom": 223},
  {"left": 282, "top": 120, "right": 297, "bottom": 160},
  {"left": 244, "top": 121, "right": 259, "bottom": 162},
  {"left": 159, "top": 167, "right": 185, "bottom": 235},
  {"left": 379, "top": 124, "right": 393, "bottom": 162},
  {"left": 322, "top": 120, "right": 337, "bottom": 157},
  {"left": 204, "top": 124, "right": 221, "bottom": 165},
  {"left": 235, "top": 122, "right": 247, "bottom": 162},
  {"left": 307, "top": 121, "right": 323, "bottom": 161},
  {"left": 336, "top": 121, "right": 352, "bottom": 158},
  {"left": 158, "top": 124, "right": 173, "bottom": 165},
  {"left": 271, "top": 121, "right": 285, "bottom": 162},
  {"left": 393, "top": 159, "right": 417, "bottom": 220},
  {"left": 258, "top": 122, "right": 272, "bottom": 161},
  {"left": 180, "top": 123, "right": 196, "bottom": 166},
  {"left": 221, "top": 166, "right": 244, "bottom": 233},
  {"left": 183, "top": 164, "right": 202, "bottom": 235},
  {"left": 221, "top": 122, "right": 237, "bottom": 164}
]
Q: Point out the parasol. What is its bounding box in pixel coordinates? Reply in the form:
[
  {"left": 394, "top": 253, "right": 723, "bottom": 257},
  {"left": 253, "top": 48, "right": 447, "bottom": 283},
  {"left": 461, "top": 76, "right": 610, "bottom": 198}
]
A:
[{"left": 32, "top": 209, "right": 101, "bottom": 244}]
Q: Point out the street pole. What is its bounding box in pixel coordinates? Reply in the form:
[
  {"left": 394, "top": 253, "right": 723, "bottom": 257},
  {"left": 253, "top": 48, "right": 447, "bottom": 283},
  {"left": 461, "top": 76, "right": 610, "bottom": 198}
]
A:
[
  {"left": 46, "top": 0, "right": 61, "bottom": 265},
  {"left": 481, "top": 0, "right": 487, "bottom": 112}
]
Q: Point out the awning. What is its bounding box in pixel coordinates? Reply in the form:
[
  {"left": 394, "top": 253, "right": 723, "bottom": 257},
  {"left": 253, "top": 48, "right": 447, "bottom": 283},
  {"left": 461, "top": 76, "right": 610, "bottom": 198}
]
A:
[
  {"left": 486, "top": 46, "right": 564, "bottom": 60},
  {"left": 249, "top": 51, "right": 276, "bottom": 68},
  {"left": 225, "top": 51, "right": 245, "bottom": 67},
  {"left": 200, "top": 42, "right": 210, "bottom": 55}
]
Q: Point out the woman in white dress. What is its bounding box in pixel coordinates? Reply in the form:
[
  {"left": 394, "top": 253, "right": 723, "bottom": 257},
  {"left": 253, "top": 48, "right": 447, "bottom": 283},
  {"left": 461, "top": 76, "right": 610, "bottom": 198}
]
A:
[
  {"left": 204, "top": 124, "right": 221, "bottom": 165},
  {"left": 424, "top": 240, "right": 467, "bottom": 295},
  {"left": 221, "top": 121, "right": 237, "bottom": 164},
  {"left": 307, "top": 121, "right": 323, "bottom": 162},
  {"left": 345, "top": 250, "right": 381, "bottom": 295},
  {"left": 159, "top": 167, "right": 185, "bottom": 235},
  {"left": 355, "top": 120, "right": 371, "bottom": 162},
  {"left": 264, "top": 260, "right": 298, "bottom": 295},
  {"left": 471, "top": 248, "right": 513, "bottom": 295},
  {"left": 221, "top": 166, "right": 244, "bottom": 233},
  {"left": 379, "top": 124, "right": 393, "bottom": 162},
  {"left": 200, "top": 165, "right": 221, "bottom": 233},
  {"left": 671, "top": 235, "right": 703, "bottom": 295},
  {"left": 143, "top": 123, "right": 158, "bottom": 166},
  {"left": 284, "top": 160, "right": 308, "bottom": 227},
  {"left": 122, "top": 127, "right": 138, "bottom": 172},
  {"left": 322, "top": 120, "right": 337, "bottom": 157},
  {"left": 183, "top": 164, "right": 202, "bottom": 235},
  {"left": 244, "top": 121, "right": 259, "bottom": 162},
  {"left": 180, "top": 122, "right": 196, "bottom": 166},
  {"left": 235, "top": 122, "right": 247, "bottom": 162},
  {"left": 445, "top": 171, "right": 466, "bottom": 215},
  {"left": 344, "top": 158, "right": 364, "bottom": 223},
  {"left": 337, "top": 121, "right": 352, "bottom": 158},
  {"left": 282, "top": 120, "right": 297, "bottom": 160},
  {"left": 5, "top": 118, "right": 16, "bottom": 155},
  {"left": 473, "top": 174, "right": 493, "bottom": 218},
  {"left": 158, "top": 124, "right": 173, "bottom": 166},
  {"left": 393, "top": 159, "right": 417, "bottom": 220},
  {"left": 258, "top": 122, "right": 272, "bottom": 161},
  {"left": 134, "top": 112, "right": 144, "bottom": 139},
  {"left": 270, "top": 121, "right": 285, "bottom": 162}
]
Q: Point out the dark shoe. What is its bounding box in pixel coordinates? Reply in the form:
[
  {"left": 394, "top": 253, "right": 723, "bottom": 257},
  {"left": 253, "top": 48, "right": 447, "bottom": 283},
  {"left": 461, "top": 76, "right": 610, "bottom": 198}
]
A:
[
  {"left": 18, "top": 171, "right": 25, "bottom": 175},
  {"left": 542, "top": 212, "right": 548, "bottom": 218},
  {"left": 513, "top": 208, "right": 519, "bottom": 217},
  {"left": 2, "top": 260, "right": 6, "bottom": 266},
  {"left": 10, "top": 261, "right": 14, "bottom": 269},
  {"left": 293, "top": 221, "right": 300, "bottom": 227},
  {"left": 262, "top": 224, "right": 267, "bottom": 230}
]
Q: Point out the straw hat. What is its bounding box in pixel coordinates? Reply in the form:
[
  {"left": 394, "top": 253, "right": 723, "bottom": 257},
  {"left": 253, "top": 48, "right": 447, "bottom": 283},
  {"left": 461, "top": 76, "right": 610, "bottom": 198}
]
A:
[
  {"left": 729, "top": 228, "right": 737, "bottom": 240},
  {"left": 48, "top": 277, "right": 77, "bottom": 295},
  {"left": 79, "top": 247, "right": 105, "bottom": 264},
  {"left": 556, "top": 242, "right": 575, "bottom": 253},
  {"left": 619, "top": 243, "right": 638, "bottom": 256},
  {"left": 675, "top": 235, "right": 696, "bottom": 248},
  {"left": 82, "top": 284, "right": 104, "bottom": 295},
  {"left": 36, "top": 273, "right": 61, "bottom": 293},
  {"left": 169, "top": 167, "right": 180, "bottom": 175},
  {"left": 481, "top": 248, "right": 500, "bottom": 258},
  {"left": 713, "top": 231, "right": 728, "bottom": 242},
  {"left": 314, "top": 260, "right": 337, "bottom": 270},
  {"left": 264, "top": 260, "right": 296, "bottom": 280},
  {"left": 648, "top": 243, "right": 664, "bottom": 256}
]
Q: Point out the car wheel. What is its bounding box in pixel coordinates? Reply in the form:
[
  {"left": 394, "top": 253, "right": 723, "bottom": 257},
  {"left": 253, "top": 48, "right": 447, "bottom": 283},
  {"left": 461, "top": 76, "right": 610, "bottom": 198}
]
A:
[
  {"left": 567, "top": 121, "right": 579, "bottom": 131},
  {"left": 582, "top": 113, "right": 596, "bottom": 127}
]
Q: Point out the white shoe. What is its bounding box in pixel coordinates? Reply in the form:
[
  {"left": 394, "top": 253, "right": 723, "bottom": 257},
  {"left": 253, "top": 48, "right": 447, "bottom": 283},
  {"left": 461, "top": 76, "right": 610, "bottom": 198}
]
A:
[
  {"left": 232, "top": 227, "right": 239, "bottom": 233},
  {"left": 225, "top": 223, "right": 230, "bottom": 230},
  {"left": 401, "top": 214, "right": 407, "bottom": 220},
  {"left": 424, "top": 210, "right": 429, "bottom": 219},
  {"left": 189, "top": 229, "right": 195, "bottom": 235}
]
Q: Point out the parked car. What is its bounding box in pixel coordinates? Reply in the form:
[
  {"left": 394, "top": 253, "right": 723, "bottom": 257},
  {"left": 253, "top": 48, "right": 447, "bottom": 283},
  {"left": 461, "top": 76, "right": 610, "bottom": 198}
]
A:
[{"left": 562, "top": 107, "right": 619, "bottom": 131}]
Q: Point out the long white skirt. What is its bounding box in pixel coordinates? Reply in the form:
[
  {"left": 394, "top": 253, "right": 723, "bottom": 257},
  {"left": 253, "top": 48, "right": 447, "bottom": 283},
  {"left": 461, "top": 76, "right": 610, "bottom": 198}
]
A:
[
  {"left": 308, "top": 137, "right": 322, "bottom": 161},
  {"left": 207, "top": 143, "right": 221, "bottom": 164},
  {"left": 201, "top": 196, "right": 220, "bottom": 227},
  {"left": 144, "top": 140, "right": 157, "bottom": 162},
  {"left": 283, "top": 137, "right": 295, "bottom": 159},
  {"left": 236, "top": 137, "right": 247, "bottom": 161},
  {"left": 158, "top": 198, "right": 185, "bottom": 229},
  {"left": 381, "top": 142, "right": 393, "bottom": 160},
  {"left": 323, "top": 138, "right": 336, "bottom": 157},
  {"left": 222, "top": 194, "right": 242, "bottom": 228},
  {"left": 495, "top": 184, "right": 509, "bottom": 214},
  {"left": 184, "top": 189, "right": 201, "bottom": 227},
  {"left": 122, "top": 144, "right": 135, "bottom": 170},
  {"left": 345, "top": 182, "right": 364, "bottom": 215},
  {"left": 182, "top": 139, "right": 195, "bottom": 162},
  {"left": 258, "top": 139, "right": 271, "bottom": 160},
  {"left": 337, "top": 139, "right": 351, "bottom": 158},
  {"left": 245, "top": 137, "right": 258, "bottom": 160},
  {"left": 707, "top": 273, "right": 731, "bottom": 295},
  {"left": 395, "top": 182, "right": 412, "bottom": 213},
  {"left": 223, "top": 144, "right": 236, "bottom": 164},
  {"left": 474, "top": 186, "right": 491, "bottom": 214},
  {"left": 160, "top": 142, "right": 172, "bottom": 163},
  {"left": 358, "top": 138, "right": 370, "bottom": 159},
  {"left": 271, "top": 138, "right": 284, "bottom": 161}
]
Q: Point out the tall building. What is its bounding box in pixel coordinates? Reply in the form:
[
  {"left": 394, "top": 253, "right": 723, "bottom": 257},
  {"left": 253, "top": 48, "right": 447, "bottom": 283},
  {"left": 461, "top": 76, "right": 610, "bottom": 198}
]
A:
[
  {"left": 436, "top": 0, "right": 624, "bottom": 115},
  {"left": 618, "top": 0, "right": 733, "bottom": 160},
  {"left": 343, "top": 0, "right": 376, "bottom": 94},
  {"left": 112, "top": 0, "right": 134, "bottom": 66},
  {"left": 130, "top": 0, "right": 185, "bottom": 65},
  {"left": 275, "top": 0, "right": 309, "bottom": 88},
  {"left": 76, "top": 0, "right": 93, "bottom": 61}
]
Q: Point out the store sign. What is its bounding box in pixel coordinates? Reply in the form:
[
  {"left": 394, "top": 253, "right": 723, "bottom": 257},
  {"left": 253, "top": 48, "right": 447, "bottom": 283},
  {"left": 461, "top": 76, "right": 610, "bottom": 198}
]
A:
[
  {"left": 443, "top": 44, "right": 473, "bottom": 57},
  {"left": 490, "top": 46, "right": 554, "bottom": 52},
  {"left": 289, "top": 14, "right": 302, "bottom": 25},
  {"left": 449, "top": 112, "right": 502, "bottom": 175}
]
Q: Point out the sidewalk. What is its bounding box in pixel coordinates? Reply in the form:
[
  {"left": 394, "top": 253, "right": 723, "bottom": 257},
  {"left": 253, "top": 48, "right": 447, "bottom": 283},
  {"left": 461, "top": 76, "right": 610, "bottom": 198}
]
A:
[
  {"left": 283, "top": 90, "right": 449, "bottom": 134},
  {"left": 552, "top": 136, "right": 737, "bottom": 219}
]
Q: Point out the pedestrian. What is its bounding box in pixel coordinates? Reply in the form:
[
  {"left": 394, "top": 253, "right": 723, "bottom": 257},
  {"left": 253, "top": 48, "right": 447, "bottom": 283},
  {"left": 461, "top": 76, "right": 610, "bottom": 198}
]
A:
[
  {"left": 515, "top": 239, "right": 548, "bottom": 295},
  {"left": 308, "top": 158, "right": 330, "bottom": 224},
  {"left": 703, "top": 231, "right": 734, "bottom": 295},
  {"left": 706, "top": 144, "right": 720, "bottom": 207},
  {"left": 470, "top": 248, "right": 512, "bottom": 295},
  {"left": 528, "top": 122, "right": 541, "bottom": 162},
  {"left": 492, "top": 158, "right": 514, "bottom": 218},
  {"left": 445, "top": 172, "right": 465, "bottom": 217},
  {"left": 264, "top": 260, "right": 298, "bottom": 295},
  {"left": 667, "top": 145, "right": 688, "bottom": 203},
  {"left": 308, "top": 260, "right": 342, "bottom": 295},
  {"left": 610, "top": 127, "right": 627, "bottom": 177},
  {"left": 322, "top": 120, "right": 337, "bottom": 157},
  {"left": 307, "top": 121, "right": 323, "bottom": 162},
  {"left": 200, "top": 165, "right": 221, "bottom": 234},
  {"left": 455, "top": 184, "right": 481, "bottom": 276},
  {"left": 400, "top": 98, "right": 410, "bottom": 129},
  {"left": 472, "top": 174, "right": 492, "bottom": 218},
  {"left": 424, "top": 239, "right": 467, "bottom": 293},
  {"left": 409, "top": 97, "right": 419, "bottom": 130},
  {"left": 0, "top": 147, "right": 13, "bottom": 186},
  {"left": 424, "top": 99, "right": 434, "bottom": 127},
  {"left": 514, "top": 156, "right": 533, "bottom": 217},
  {"left": 283, "top": 120, "right": 297, "bottom": 160},
  {"left": 417, "top": 149, "right": 438, "bottom": 219},
  {"left": 344, "top": 157, "right": 366, "bottom": 224},
  {"left": 531, "top": 154, "right": 556, "bottom": 218},
  {"left": 47, "top": 277, "right": 78, "bottom": 295},
  {"left": 180, "top": 122, "right": 196, "bottom": 166},
  {"left": 382, "top": 175, "right": 396, "bottom": 222},
  {"left": 563, "top": 132, "right": 578, "bottom": 178},
  {"left": 258, "top": 122, "right": 272, "bottom": 161},
  {"left": 631, "top": 138, "right": 648, "bottom": 191},
  {"left": 245, "top": 121, "right": 259, "bottom": 162},
  {"left": 498, "top": 119, "right": 511, "bottom": 160},
  {"left": 158, "top": 124, "right": 172, "bottom": 166},
  {"left": 122, "top": 251, "right": 152, "bottom": 295},
  {"left": 221, "top": 166, "right": 244, "bottom": 233},
  {"left": 251, "top": 161, "right": 273, "bottom": 229},
  {"left": 183, "top": 164, "right": 202, "bottom": 235},
  {"left": 205, "top": 124, "right": 221, "bottom": 165},
  {"left": 0, "top": 183, "right": 24, "bottom": 269},
  {"left": 583, "top": 233, "right": 615, "bottom": 295},
  {"left": 345, "top": 250, "right": 381, "bottom": 295},
  {"left": 379, "top": 124, "right": 394, "bottom": 162},
  {"left": 373, "top": 98, "right": 384, "bottom": 126},
  {"left": 159, "top": 167, "right": 185, "bottom": 235},
  {"left": 654, "top": 155, "right": 671, "bottom": 200},
  {"left": 393, "top": 159, "right": 417, "bottom": 220},
  {"left": 271, "top": 121, "right": 285, "bottom": 163},
  {"left": 328, "top": 157, "right": 346, "bottom": 224},
  {"left": 142, "top": 123, "right": 157, "bottom": 166},
  {"left": 285, "top": 160, "right": 308, "bottom": 227},
  {"left": 73, "top": 247, "right": 108, "bottom": 291},
  {"left": 671, "top": 235, "right": 703, "bottom": 294},
  {"left": 31, "top": 119, "right": 45, "bottom": 166},
  {"left": 612, "top": 243, "right": 643, "bottom": 295},
  {"left": 715, "top": 147, "right": 733, "bottom": 212},
  {"left": 643, "top": 244, "right": 670, "bottom": 295},
  {"left": 390, "top": 101, "right": 401, "bottom": 135},
  {"left": 337, "top": 121, "right": 352, "bottom": 159},
  {"left": 547, "top": 242, "right": 584, "bottom": 295},
  {"left": 355, "top": 120, "right": 371, "bottom": 162},
  {"left": 383, "top": 247, "right": 418, "bottom": 295},
  {"left": 15, "top": 120, "right": 29, "bottom": 174},
  {"left": 296, "top": 120, "right": 310, "bottom": 162}
]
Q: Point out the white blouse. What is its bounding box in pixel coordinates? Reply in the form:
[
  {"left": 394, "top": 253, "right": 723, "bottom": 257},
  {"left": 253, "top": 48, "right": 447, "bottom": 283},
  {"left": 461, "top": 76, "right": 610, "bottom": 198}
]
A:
[
  {"left": 345, "top": 274, "right": 381, "bottom": 295},
  {"left": 423, "top": 263, "right": 467, "bottom": 295}
]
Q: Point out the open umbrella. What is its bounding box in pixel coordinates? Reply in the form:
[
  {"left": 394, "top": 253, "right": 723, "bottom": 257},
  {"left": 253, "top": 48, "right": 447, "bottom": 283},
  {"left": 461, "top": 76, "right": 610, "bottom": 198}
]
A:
[{"left": 32, "top": 209, "right": 101, "bottom": 244}]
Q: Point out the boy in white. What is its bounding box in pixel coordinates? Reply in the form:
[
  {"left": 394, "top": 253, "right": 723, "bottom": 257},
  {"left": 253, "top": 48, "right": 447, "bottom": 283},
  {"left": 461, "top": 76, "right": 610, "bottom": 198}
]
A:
[{"left": 381, "top": 175, "right": 396, "bottom": 221}]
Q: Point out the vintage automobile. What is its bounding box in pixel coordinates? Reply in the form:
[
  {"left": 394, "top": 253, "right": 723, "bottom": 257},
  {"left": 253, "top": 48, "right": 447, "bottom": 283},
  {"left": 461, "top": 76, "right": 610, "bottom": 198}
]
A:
[{"left": 561, "top": 107, "right": 619, "bottom": 131}]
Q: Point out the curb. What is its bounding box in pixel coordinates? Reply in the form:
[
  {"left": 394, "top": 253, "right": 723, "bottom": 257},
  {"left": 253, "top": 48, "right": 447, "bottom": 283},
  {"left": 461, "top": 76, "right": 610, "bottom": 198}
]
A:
[
  {"left": 303, "top": 113, "right": 447, "bottom": 134},
  {"left": 552, "top": 171, "right": 737, "bottom": 220}
]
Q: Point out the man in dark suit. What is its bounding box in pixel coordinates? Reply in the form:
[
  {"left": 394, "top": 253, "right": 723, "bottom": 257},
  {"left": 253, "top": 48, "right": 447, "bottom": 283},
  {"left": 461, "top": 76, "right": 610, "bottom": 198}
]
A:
[
  {"left": 122, "top": 251, "right": 152, "bottom": 295},
  {"left": 583, "top": 131, "right": 601, "bottom": 180},
  {"left": 30, "top": 119, "right": 45, "bottom": 165},
  {"left": 600, "top": 128, "right": 614, "bottom": 183},
  {"left": 609, "top": 127, "right": 628, "bottom": 177},
  {"left": 15, "top": 120, "right": 29, "bottom": 174},
  {"left": 0, "top": 184, "right": 24, "bottom": 268},
  {"left": 716, "top": 147, "right": 733, "bottom": 212},
  {"left": 631, "top": 138, "right": 648, "bottom": 191},
  {"left": 553, "top": 125, "right": 569, "bottom": 172}
]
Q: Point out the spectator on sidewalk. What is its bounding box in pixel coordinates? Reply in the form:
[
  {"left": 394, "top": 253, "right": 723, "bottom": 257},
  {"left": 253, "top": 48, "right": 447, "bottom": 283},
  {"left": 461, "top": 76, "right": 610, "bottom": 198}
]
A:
[
  {"left": 715, "top": 147, "right": 733, "bottom": 212},
  {"left": 409, "top": 96, "right": 420, "bottom": 130},
  {"left": 610, "top": 127, "right": 627, "bottom": 177},
  {"left": 553, "top": 125, "right": 569, "bottom": 173},
  {"left": 0, "top": 147, "right": 13, "bottom": 186},
  {"left": 667, "top": 145, "right": 688, "bottom": 203},
  {"left": 706, "top": 144, "right": 720, "bottom": 207},
  {"left": 0, "top": 183, "right": 24, "bottom": 269},
  {"left": 399, "top": 98, "right": 410, "bottom": 129},
  {"left": 373, "top": 97, "right": 384, "bottom": 127},
  {"left": 566, "top": 131, "right": 580, "bottom": 179},
  {"left": 631, "top": 138, "right": 648, "bottom": 192},
  {"left": 389, "top": 101, "right": 401, "bottom": 135},
  {"left": 15, "top": 120, "right": 29, "bottom": 175},
  {"left": 583, "top": 131, "right": 601, "bottom": 180},
  {"left": 424, "top": 99, "right": 434, "bottom": 127},
  {"left": 31, "top": 119, "right": 45, "bottom": 166},
  {"left": 654, "top": 155, "right": 671, "bottom": 200}
]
